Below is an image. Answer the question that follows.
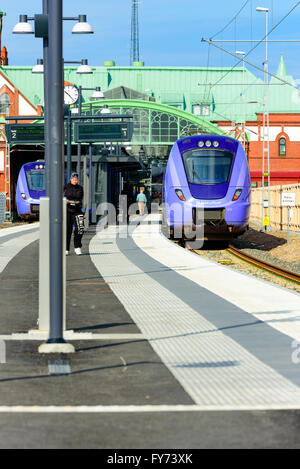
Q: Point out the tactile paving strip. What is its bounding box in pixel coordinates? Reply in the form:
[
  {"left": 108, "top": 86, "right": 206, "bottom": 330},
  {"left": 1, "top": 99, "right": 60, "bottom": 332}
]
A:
[
  {"left": 0, "top": 227, "right": 39, "bottom": 273},
  {"left": 90, "top": 224, "right": 300, "bottom": 408}
]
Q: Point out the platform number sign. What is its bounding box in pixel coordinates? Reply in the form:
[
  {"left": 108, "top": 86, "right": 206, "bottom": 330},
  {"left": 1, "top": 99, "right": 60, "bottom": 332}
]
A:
[
  {"left": 74, "top": 122, "right": 133, "bottom": 143},
  {"left": 5, "top": 124, "right": 45, "bottom": 144}
]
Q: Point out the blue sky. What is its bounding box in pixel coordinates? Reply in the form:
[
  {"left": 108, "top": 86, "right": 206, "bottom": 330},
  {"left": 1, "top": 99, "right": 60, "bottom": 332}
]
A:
[{"left": 2, "top": 0, "right": 300, "bottom": 80}]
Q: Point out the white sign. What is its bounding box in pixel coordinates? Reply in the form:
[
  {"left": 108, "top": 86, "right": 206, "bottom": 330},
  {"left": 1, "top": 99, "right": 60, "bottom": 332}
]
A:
[{"left": 282, "top": 192, "right": 296, "bottom": 207}]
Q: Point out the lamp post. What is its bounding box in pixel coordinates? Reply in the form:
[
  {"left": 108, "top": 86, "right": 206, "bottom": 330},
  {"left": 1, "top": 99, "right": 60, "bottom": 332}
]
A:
[
  {"left": 235, "top": 51, "right": 246, "bottom": 150},
  {"left": 75, "top": 86, "right": 105, "bottom": 184},
  {"left": 256, "top": 6, "right": 270, "bottom": 231},
  {"left": 13, "top": 2, "right": 94, "bottom": 353},
  {"left": 32, "top": 58, "right": 94, "bottom": 184},
  {"left": 45, "top": 0, "right": 67, "bottom": 349}
]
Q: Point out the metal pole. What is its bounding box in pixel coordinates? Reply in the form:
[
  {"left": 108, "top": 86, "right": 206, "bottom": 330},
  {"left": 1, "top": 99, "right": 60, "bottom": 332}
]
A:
[
  {"left": 77, "top": 86, "right": 82, "bottom": 183},
  {"left": 43, "top": 0, "right": 50, "bottom": 195},
  {"left": 89, "top": 143, "right": 93, "bottom": 223},
  {"left": 287, "top": 207, "right": 290, "bottom": 244},
  {"left": 38, "top": 197, "right": 50, "bottom": 331},
  {"left": 67, "top": 107, "right": 72, "bottom": 180},
  {"left": 266, "top": 10, "right": 271, "bottom": 231},
  {"left": 47, "top": 0, "right": 65, "bottom": 344},
  {"left": 242, "top": 56, "right": 245, "bottom": 150}
]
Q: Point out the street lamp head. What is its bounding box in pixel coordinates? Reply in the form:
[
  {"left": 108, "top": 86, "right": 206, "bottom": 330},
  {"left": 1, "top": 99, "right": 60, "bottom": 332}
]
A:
[
  {"left": 100, "top": 104, "right": 111, "bottom": 114},
  {"left": 32, "top": 59, "right": 44, "bottom": 74},
  {"left": 256, "top": 6, "right": 269, "bottom": 12},
  {"left": 90, "top": 87, "right": 105, "bottom": 100},
  {"left": 13, "top": 15, "right": 34, "bottom": 34},
  {"left": 76, "top": 59, "right": 93, "bottom": 74},
  {"left": 72, "top": 15, "right": 94, "bottom": 34},
  {"left": 235, "top": 51, "right": 246, "bottom": 56}
]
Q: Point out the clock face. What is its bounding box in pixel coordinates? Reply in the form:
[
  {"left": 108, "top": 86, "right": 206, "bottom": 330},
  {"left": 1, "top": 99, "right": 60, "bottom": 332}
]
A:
[{"left": 64, "top": 85, "right": 79, "bottom": 105}]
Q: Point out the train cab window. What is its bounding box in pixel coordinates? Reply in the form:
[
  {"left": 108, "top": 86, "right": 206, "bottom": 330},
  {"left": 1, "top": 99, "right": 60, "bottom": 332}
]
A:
[
  {"left": 183, "top": 149, "right": 234, "bottom": 185},
  {"left": 0, "top": 93, "right": 10, "bottom": 115},
  {"left": 279, "top": 137, "right": 286, "bottom": 156},
  {"left": 26, "top": 169, "right": 45, "bottom": 191}
]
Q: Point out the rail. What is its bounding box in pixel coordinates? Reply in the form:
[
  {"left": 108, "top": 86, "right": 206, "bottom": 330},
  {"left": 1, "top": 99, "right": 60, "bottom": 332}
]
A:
[{"left": 226, "top": 244, "right": 300, "bottom": 285}]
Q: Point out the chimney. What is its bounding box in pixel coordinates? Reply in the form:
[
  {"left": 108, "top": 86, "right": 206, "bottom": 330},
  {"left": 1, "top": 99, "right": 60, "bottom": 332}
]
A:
[{"left": 1, "top": 46, "right": 8, "bottom": 65}]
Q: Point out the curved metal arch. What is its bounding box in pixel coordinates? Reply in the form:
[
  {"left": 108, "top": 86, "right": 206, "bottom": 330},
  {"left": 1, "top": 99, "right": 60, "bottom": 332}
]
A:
[{"left": 82, "top": 98, "right": 226, "bottom": 136}]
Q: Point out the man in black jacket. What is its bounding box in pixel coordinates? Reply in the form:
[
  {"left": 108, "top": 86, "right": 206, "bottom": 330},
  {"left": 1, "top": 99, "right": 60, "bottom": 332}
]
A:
[{"left": 64, "top": 172, "right": 84, "bottom": 255}]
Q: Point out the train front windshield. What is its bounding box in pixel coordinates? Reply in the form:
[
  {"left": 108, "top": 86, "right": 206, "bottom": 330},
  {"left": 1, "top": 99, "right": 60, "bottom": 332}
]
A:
[
  {"left": 183, "top": 149, "right": 234, "bottom": 185},
  {"left": 26, "top": 169, "right": 45, "bottom": 191}
]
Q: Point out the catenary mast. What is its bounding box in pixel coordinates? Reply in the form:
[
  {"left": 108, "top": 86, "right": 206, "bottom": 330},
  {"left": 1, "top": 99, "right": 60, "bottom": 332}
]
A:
[{"left": 130, "top": 0, "right": 140, "bottom": 64}]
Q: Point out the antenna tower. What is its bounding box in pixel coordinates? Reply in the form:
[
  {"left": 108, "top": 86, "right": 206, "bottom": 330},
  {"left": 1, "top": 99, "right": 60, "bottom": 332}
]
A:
[{"left": 130, "top": 0, "right": 140, "bottom": 64}]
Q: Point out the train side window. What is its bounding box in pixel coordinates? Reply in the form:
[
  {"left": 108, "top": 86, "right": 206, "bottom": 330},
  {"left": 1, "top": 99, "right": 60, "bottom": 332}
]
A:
[
  {"left": 0, "top": 93, "right": 10, "bottom": 115},
  {"left": 279, "top": 137, "right": 286, "bottom": 156}
]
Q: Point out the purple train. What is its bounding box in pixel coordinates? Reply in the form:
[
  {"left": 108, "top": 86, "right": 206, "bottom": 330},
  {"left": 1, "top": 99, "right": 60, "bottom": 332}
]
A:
[
  {"left": 16, "top": 161, "right": 45, "bottom": 219},
  {"left": 162, "top": 135, "right": 251, "bottom": 241}
]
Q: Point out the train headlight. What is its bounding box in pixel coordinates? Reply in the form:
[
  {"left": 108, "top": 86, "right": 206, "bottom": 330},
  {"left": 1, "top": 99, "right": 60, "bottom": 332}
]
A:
[
  {"left": 232, "top": 189, "right": 243, "bottom": 201},
  {"left": 198, "top": 141, "right": 204, "bottom": 148},
  {"left": 175, "top": 189, "right": 186, "bottom": 201},
  {"left": 213, "top": 141, "right": 219, "bottom": 148},
  {"left": 205, "top": 140, "right": 212, "bottom": 147},
  {"left": 21, "top": 193, "right": 27, "bottom": 200}
]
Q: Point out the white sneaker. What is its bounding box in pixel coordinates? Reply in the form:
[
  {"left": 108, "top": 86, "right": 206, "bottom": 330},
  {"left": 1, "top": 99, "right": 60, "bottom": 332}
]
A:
[
  {"left": 74, "top": 248, "right": 82, "bottom": 255},
  {"left": 66, "top": 251, "right": 69, "bottom": 255}
]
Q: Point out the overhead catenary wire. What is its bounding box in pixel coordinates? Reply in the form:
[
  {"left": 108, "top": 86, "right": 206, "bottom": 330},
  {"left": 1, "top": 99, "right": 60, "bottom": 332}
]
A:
[
  {"left": 203, "top": 43, "right": 212, "bottom": 105},
  {"left": 202, "top": 38, "right": 300, "bottom": 91},
  {"left": 210, "top": 0, "right": 251, "bottom": 40},
  {"left": 205, "top": 1, "right": 300, "bottom": 90}
]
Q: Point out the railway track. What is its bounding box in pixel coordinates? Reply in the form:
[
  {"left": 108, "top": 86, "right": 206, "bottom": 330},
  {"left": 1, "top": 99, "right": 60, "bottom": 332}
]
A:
[
  {"left": 226, "top": 244, "right": 300, "bottom": 285},
  {"left": 188, "top": 241, "right": 299, "bottom": 286},
  {"left": 179, "top": 236, "right": 299, "bottom": 287}
]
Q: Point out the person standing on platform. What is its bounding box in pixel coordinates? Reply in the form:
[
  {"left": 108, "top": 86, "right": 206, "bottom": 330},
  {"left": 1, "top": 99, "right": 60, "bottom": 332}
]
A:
[
  {"left": 64, "top": 172, "right": 84, "bottom": 255},
  {"left": 136, "top": 186, "right": 147, "bottom": 216}
]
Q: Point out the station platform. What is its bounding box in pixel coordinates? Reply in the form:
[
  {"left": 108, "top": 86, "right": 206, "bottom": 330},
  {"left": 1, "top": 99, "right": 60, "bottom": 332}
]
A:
[
  {"left": 0, "top": 215, "right": 300, "bottom": 448},
  {"left": 91, "top": 214, "right": 300, "bottom": 408}
]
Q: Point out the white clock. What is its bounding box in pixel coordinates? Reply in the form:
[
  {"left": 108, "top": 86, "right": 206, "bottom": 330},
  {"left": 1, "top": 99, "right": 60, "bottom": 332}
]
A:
[{"left": 64, "top": 85, "right": 79, "bottom": 105}]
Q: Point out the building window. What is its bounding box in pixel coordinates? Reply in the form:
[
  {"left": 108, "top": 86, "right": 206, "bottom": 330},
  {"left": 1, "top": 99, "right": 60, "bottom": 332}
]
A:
[
  {"left": 0, "top": 93, "right": 10, "bottom": 115},
  {"left": 279, "top": 137, "right": 286, "bottom": 156},
  {"left": 169, "top": 104, "right": 182, "bottom": 110},
  {"left": 192, "top": 104, "right": 210, "bottom": 116}
]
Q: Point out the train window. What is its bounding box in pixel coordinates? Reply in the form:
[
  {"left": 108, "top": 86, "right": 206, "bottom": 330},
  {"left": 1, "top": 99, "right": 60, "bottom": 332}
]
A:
[
  {"left": 182, "top": 149, "right": 234, "bottom": 185},
  {"left": 0, "top": 93, "right": 10, "bottom": 115},
  {"left": 279, "top": 137, "right": 286, "bottom": 156},
  {"left": 26, "top": 169, "right": 45, "bottom": 191}
]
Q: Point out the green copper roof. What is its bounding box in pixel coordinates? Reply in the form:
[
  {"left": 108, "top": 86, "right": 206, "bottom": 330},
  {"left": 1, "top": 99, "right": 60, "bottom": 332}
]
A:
[
  {"left": 276, "top": 54, "right": 288, "bottom": 78},
  {"left": 1, "top": 56, "right": 299, "bottom": 125}
]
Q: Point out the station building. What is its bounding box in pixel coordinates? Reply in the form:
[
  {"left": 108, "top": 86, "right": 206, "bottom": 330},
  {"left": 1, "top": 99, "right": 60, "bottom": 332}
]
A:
[{"left": 0, "top": 8, "right": 299, "bottom": 217}]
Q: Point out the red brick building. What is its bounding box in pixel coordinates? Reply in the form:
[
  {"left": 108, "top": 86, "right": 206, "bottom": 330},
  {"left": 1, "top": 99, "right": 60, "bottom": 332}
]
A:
[{"left": 217, "top": 113, "right": 300, "bottom": 187}]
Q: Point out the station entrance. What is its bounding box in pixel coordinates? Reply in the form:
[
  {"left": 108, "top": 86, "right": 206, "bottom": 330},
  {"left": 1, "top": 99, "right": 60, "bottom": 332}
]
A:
[
  {"left": 9, "top": 145, "right": 45, "bottom": 219},
  {"left": 89, "top": 158, "right": 166, "bottom": 223}
]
